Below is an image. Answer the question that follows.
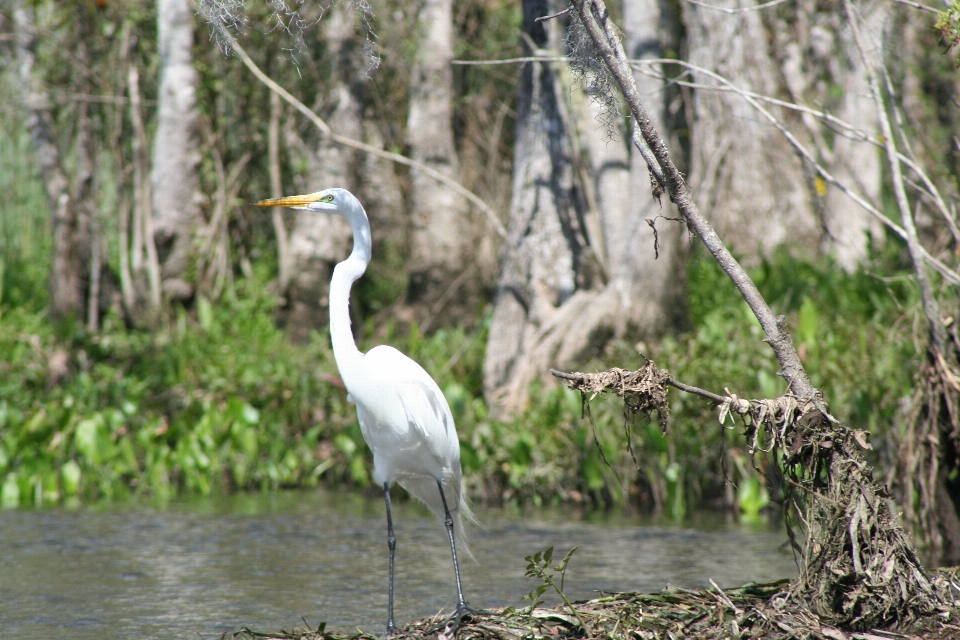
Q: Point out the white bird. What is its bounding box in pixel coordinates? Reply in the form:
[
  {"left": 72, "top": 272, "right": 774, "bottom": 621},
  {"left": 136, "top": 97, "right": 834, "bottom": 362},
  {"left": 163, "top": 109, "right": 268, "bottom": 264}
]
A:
[{"left": 256, "top": 187, "right": 474, "bottom": 635}]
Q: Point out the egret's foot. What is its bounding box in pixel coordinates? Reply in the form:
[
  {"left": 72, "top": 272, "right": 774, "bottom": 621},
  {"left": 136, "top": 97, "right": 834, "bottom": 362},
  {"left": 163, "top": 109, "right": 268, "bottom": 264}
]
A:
[
  {"left": 383, "top": 622, "right": 398, "bottom": 638},
  {"left": 435, "top": 602, "right": 488, "bottom": 637}
]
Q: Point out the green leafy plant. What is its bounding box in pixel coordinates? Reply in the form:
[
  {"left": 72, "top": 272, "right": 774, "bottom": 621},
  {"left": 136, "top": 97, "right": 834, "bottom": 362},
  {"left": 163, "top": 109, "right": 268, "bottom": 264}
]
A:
[
  {"left": 523, "top": 546, "right": 591, "bottom": 635},
  {"left": 936, "top": 1, "right": 960, "bottom": 65}
]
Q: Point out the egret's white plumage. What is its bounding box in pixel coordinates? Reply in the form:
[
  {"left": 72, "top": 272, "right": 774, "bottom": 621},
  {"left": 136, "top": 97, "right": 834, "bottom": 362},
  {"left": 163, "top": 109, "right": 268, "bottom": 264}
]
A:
[{"left": 256, "top": 187, "right": 473, "bottom": 634}]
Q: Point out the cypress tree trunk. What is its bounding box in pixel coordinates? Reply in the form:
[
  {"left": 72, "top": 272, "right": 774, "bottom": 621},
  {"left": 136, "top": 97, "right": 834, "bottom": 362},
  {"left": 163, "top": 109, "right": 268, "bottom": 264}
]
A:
[
  {"left": 819, "top": 5, "right": 884, "bottom": 269},
  {"left": 405, "top": 0, "right": 481, "bottom": 325},
  {"left": 682, "top": 0, "right": 820, "bottom": 263},
  {"left": 151, "top": 0, "right": 202, "bottom": 300},
  {"left": 283, "top": 3, "right": 363, "bottom": 342},
  {"left": 483, "top": 0, "right": 602, "bottom": 417},
  {"left": 15, "top": 1, "right": 87, "bottom": 322}
]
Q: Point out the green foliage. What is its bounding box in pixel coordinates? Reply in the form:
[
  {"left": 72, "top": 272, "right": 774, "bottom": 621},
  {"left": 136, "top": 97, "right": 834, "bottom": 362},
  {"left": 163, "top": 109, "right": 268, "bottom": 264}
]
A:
[
  {"left": 936, "top": 1, "right": 960, "bottom": 65},
  {"left": 0, "top": 199, "right": 928, "bottom": 520},
  {"left": 0, "top": 264, "right": 366, "bottom": 505},
  {"left": 523, "top": 546, "right": 589, "bottom": 634},
  {"left": 612, "top": 247, "right": 923, "bottom": 516}
]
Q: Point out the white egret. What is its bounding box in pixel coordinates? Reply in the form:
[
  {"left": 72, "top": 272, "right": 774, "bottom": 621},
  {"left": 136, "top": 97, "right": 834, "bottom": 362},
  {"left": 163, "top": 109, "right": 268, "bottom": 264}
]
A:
[{"left": 255, "top": 188, "right": 474, "bottom": 635}]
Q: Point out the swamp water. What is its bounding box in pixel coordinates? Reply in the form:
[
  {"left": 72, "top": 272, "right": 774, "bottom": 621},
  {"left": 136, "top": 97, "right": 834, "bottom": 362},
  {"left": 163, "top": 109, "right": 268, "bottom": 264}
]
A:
[{"left": 0, "top": 489, "right": 797, "bottom": 639}]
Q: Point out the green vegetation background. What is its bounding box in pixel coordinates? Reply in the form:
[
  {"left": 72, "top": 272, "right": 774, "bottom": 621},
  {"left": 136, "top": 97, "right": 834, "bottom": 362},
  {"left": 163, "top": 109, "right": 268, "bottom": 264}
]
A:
[
  {"left": 1, "top": 0, "right": 940, "bottom": 519},
  {"left": 1, "top": 109, "right": 923, "bottom": 516}
]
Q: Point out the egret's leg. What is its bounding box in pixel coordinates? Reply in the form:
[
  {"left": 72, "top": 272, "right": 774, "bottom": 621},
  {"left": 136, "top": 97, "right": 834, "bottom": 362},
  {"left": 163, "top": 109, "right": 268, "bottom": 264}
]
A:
[
  {"left": 383, "top": 482, "right": 397, "bottom": 636},
  {"left": 436, "top": 479, "right": 471, "bottom": 622}
]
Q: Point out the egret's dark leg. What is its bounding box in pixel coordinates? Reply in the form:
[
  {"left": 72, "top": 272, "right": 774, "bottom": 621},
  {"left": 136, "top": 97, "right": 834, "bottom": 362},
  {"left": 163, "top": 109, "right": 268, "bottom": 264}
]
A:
[
  {"left": 383, "top": 482, "right": 397, "bottom": 636},
  {"left": 436, "top": 479, "right": 471, "bottom": 627}
]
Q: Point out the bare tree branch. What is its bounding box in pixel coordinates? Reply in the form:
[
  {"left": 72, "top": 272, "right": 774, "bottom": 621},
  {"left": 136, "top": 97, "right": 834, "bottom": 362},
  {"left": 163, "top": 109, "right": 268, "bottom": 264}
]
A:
[
  {"left": 449, "top": 53, "right": 960, "bottom": 246},
  {"left": 891, "top": 0, "right": 940, "bottom": 13},
  {"left": 570, "top": 0, "right": 814, "bottom": 401},
  {"left": 627, "top": 56, "right": 960, "bottom": 287},
  {"left": 681, "top": 0, "right": 790, "bottom": 14},
  {"left": 225, "top": 37, "right": 508, "bottom": 240},
  {"left": 630, "top": 58, "right": 960, "bottom": 248},
  {"left": 845, "top": 0, "right": 948, "bottom": 355},
  {"left": 451, "top": 56, "right": 569, "bottom": 65}
]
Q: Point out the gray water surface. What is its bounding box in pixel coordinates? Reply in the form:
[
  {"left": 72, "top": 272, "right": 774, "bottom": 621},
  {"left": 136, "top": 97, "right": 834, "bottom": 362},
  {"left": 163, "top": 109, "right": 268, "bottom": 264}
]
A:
[{"left": 0, "top": 489, "right": 797, "bottom": 639}]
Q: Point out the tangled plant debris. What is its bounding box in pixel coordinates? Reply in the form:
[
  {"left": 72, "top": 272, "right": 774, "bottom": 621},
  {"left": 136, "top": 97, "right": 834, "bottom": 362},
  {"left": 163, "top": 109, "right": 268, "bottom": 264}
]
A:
[
  {"left": 551, "top": 363, "right": 958, "bottom": 632},
  {"left": 226, "top": 576, "right": 960, "bottom": 640},
  {"left": 552, "top": 362, "right": 671, "bottom": 431}
]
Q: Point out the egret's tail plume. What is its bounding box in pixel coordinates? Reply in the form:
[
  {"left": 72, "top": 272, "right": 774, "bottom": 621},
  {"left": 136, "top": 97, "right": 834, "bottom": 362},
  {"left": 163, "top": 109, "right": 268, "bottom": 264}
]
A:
[
  {"left": 400, "top": 476, "right": 476, "bottom": 560},
  {"left": 455, "top": 490, "right": 478, "bottom": 561}
]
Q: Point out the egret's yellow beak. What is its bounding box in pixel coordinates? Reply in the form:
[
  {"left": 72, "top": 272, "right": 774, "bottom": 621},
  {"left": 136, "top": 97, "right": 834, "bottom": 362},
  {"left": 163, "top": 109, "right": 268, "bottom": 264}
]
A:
[{"left": 253, "top": 193, "right": 323, "bottom": 208}]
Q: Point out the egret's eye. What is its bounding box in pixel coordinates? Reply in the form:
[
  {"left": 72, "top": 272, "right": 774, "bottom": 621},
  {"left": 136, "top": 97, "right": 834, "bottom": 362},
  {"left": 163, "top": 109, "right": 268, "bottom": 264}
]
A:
[{"left": 320, "top": 194, "right": 335, "bottom": 203}]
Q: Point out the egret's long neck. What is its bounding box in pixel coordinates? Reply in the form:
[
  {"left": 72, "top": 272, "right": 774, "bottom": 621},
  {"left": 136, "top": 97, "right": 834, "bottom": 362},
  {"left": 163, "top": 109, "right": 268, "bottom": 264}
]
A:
[{"left": 329, "top": 207, "right": 372, "bottom": 386}]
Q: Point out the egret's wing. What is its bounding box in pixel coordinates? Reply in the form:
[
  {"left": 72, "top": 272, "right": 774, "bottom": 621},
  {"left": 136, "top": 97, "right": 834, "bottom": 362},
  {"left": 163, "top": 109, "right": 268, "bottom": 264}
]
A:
[
  {"left": 398, "top": 378, "right": 451, "bottom": 440},
  {"left": 366, "top": 345, "right": 457, "bottom": 465}
]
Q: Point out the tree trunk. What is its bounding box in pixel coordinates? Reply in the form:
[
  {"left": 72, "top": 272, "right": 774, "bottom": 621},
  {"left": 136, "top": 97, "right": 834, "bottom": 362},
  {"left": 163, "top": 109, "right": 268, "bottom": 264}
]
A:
[
  {"left": 269, "top": 91, "right": 293, "bottom": 293},
  {"left": 128, "top": 62, "right": 164, "bottom": 314},
  {"left": 151, "top": 0, "right": 202, "bottom": 301},
  {"left": 483, "top": 0, "right": 602, "bottom": 417},
  {"left": 621, "top": 0, "right": 686, "bottom": 334},
  {"left": 820, "top": 6, "right": 884, "bottom": 269},
  {"left": 682, "top": 0, "right": 820, "bottom": 264},
  {"left": 405, "top": 0, "right": 481, "bottom": 326},
  {"left": 483, "top": 0, "right": 695, "bottom": 417},
  {"left": 15, "top": 1, "right": 86, "bottom": 322},
  {"left": 772, "top": 1, "right": 885, "bottom": 270},
  {"left": 282, "top": 3, "right": 363, "bottom": 342}
]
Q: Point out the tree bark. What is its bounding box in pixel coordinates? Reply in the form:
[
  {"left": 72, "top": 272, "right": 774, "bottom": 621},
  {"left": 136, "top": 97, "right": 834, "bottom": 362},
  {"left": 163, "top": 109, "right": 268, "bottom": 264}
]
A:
[
  {"left": 269, "top": 91, "right": 292, "bottom": 294},
  {"left": 151, "top": 0, "right": 202, "bottom": 301},
  {"left": 682, "top": 0, "right": 820, "bottom": 264},
  {"left": 621, "top": 0, "right": 686, "bottom": 334},
  {"left": 283, "top": 3, "right": 363, "bottom": 342},
  {"left": 15, "top": 1, "right": 86, "bottom": 322},
  {"left": 405, "top": 0, "right": 481, "bottom": 325},
  {"left": 820, "top": 6, "right": 884, "bottom": 269},
  {"left": 128, "top": 62, "right": 163, "bottom": 313},
  {"left": 483, "top": 0, "right": 604, "bottom": 417}
]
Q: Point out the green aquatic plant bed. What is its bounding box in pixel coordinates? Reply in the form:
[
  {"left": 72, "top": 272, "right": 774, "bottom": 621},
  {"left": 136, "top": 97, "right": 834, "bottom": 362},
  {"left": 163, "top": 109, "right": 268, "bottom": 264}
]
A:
[{"left": 0, "top": 245, "right": 927, "bottom": 513}]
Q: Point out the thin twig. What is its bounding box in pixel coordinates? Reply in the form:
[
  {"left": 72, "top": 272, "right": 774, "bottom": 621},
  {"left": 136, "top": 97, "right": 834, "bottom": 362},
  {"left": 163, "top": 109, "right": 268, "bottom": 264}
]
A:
[
  {"left": 226, "top": 37, "right": 508, "bottom": 240},
  {"left": 708, "top": 579, "right": 742, "bottom": 616},
  {"left": 682, "top": 0, "right": 790, "bottom": 14},
  {"left": 845, "top": 0, "right": 947, "bottom": 354},
  {"left": 535, "top": 8, "right": 571, "bottom": 22},
  {"left": 891, "top": 0, "right": 940, "bottom": 13},
  {"left": 451, "top": 56, "right": 569, "bottom": 65},
  {"left": 666, "top": 378, "right": 727, "bottom": 404}
]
